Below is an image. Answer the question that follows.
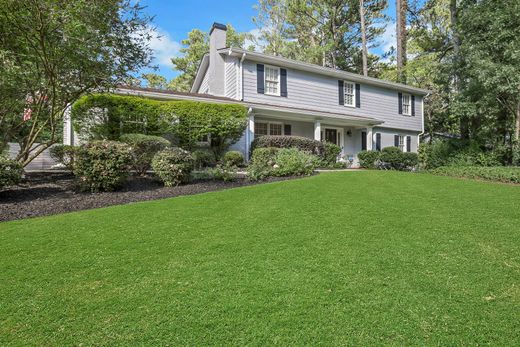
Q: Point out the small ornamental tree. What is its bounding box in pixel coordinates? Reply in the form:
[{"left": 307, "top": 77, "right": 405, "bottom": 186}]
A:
[
  {"left": 120, "top": 134, "right": 170, "bottom": 175},
  {"left": 152, "top": 148, "right": 194, "bottom": 187}
]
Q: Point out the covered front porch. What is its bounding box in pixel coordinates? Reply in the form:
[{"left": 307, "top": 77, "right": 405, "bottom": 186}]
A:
[{"left": 240, "top": 104, "right": 384, "bottom": 165}]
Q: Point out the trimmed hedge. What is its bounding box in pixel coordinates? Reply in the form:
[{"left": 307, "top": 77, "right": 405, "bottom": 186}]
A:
[
  {"left": 358, "top": 150, "right": 381, "bottom": 169},
  {"left": 73, "top": 141, "right": 132, "bottom": 192},
  {"left": 248, "top": 147, "right": 318, "bottom": 180},
  {"left": 72, "top": 94, "right": 247, "bottom": 157},
  {"left": 152, "top": 148, "right": 194, "bottom": 187},
  {"left": 430, "top": 166, "right": 520, "bottom": 184},
  {"left": 49, "top": 145, "right": 77, "bottom": 171},
  {"left": 223, "top": 151, "right": 244, "bottom": 167},
  {"left": 0, "top": 156, "right": 23, "bottom": 191},
  {"left": 120, "top": 133, "right": 170, "bottom": 175},
  {"left": 251, "top": 136, "right": 325, "bottom": 158},
  {"left": 358, "top": 147, "right": 418, "bottom": 171}
]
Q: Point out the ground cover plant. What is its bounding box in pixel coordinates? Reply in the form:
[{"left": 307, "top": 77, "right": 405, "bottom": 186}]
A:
[
  {"left": 1, "top": 171, "right": 519, "bottom": 345},
  {"left": 430, "top": 165, "right": 520, "bottom": 184}
]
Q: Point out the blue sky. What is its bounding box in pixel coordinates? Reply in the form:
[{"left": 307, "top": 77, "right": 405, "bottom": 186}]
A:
[{"left": 138, "top": 0, "right": 397, "bottom": 80}]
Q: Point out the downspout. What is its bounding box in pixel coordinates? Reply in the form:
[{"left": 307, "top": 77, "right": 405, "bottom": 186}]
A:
[
  {"left": 418, "top": 93, "right": 430, "bottom": 145},
  {"left": 239, "top": 52, "right": 246, "bottom": 101}
]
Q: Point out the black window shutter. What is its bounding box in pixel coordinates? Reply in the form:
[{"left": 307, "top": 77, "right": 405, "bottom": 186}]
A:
[
  {"left": 411, "top": 95, "right": 416, "bottom": 116},
  {"left": 394, "top": 135, "right": 399, "bottom": 147},
  {"left": 355, "top": 83, "right": 361, "bottom": 108},
  {"left": 280, "top": 68, "right": 287, "bottom": 97},
  {"left": 257, "top": 64, "right": 265, "bottom": 94},
  {"left": 361, "top": 131, "right": 367, "bottom": 151},
  {"left": 398, "top": 92, "right": 403, "bottom": 114},
  {"left": 406, "top": 136, "right": 412, "bottom": 152},
  {"left": 284, "top": 124, "right": 291, "bottom": 136},
  {"left": 376, "top": 133, "right": 381, "bottom": 151},
  {"left": 338, "top": 80, "right": 344, "bottom": 105}
]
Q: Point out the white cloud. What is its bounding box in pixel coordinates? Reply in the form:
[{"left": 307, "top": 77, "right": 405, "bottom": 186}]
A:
[
  {"left": 244, "top": 28, "right": 263, "bottom": 52},
  {"left": 374, "top": 20, "right": 396, "bottom": 63},
  {"left": 147, "top": 26, "right": 182, "bottom": 68}
]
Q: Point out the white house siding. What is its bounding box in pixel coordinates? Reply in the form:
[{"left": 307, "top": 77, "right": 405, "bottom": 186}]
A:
[
  {"left": 373, "top": 127, "right": 420, "bottom": 153},
  {"left": 198, "top": 69, "right": 210, "bottom": 94},
  {"left": 225, "top": 56, "right": 238, "bottom": 99},
  {"left": 8, "top": 143, "right": 58, "bottom": 171},
  {"left": 242, "top": 59, "right": 423, "bottom": 132}
]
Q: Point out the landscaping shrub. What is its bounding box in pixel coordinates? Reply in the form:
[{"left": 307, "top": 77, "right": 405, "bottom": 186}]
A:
[
  {"left": 120, "top": 133, "right": 170, "bottom": 175},
  {"left": 0, "top": 156, "right": 23, "bottom": 191},
  {"left": 513, "top": 143, "right": 520, "bottom": 166},
  {"left": 223, "top": 151, "right": 244, "bottom": 167},
  {"left": 49, "top": 144, "right": 77, "bottom": 170},
  {"left": 401, "top": 152, "right": 420, "bottom": 169},
  {"left": 192, "top": 150, "right": 215, "bottom": 169},
  {"left": 251, "top": 135, "right": 325, "bottom": 158},
  {"left": 321, "top": 142, "right": 341, "bottom": 166},
  {"left": 379, "top": 147, "right": 406, "bottom": 170},
  {"left": 209, "top": 164, "right": 239, "bottom": 182},
  {"left": 73, "top": 141, "right": 132, "bottom": 192},
  {"left": 357, "top": 150, "right": 381, "bottom": 169},
  {"left": 248, "top": 147, "right": 318, "bottom": 180},
  {"left": 430, "top": 166, "right": 520, "bottom": 184},
  {"left": 152, "top": 148, "right": 194, "bottom": 187},
  {"left": 72, "top": 94, "right": 248, "bottom": 158}
]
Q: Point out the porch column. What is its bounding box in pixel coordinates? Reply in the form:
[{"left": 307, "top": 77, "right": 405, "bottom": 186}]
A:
[
  {"left": 366, "top": 127, "right": 373, "bottom": 150},
  {"left": 246, "top": 113, "right": 255, "bottom": 161},
  {"left": 314, "top": 121, "right": 321, "bottom": 141}
]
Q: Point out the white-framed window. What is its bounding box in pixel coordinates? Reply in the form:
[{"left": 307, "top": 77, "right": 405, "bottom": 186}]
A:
[
  {"left": 255, "top": 122, "right": 268, "bottom": 136},
  {"left": 254, "top": 121, "right": 284, "bottom": 136},
  {"left": 344, "top": 81, "right": 356, "bottom": 107},
  {"left": 402, "top": 93, "right": 411, "bottom": 115},
  {"left": 398, "top": 135, "right": 405, "bottom": 152},
  {"left": 265, "top": 65, "right": 280, "bottom": 96}
]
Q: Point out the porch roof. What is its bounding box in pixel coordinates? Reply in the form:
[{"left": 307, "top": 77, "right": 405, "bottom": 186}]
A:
[{"left": 249, "top": 102, "right": 383, "bottom": 128}]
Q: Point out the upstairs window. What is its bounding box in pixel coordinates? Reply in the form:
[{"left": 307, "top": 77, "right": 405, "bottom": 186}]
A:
[
  {"left": 402, "top": 93, "right": 411, "bottom": 115},
  {"left": 344, "top": 81, "right": 356, "bottom": 107},
  {"left": 265, "top": 66, "right": 280, "bottom": 96}
]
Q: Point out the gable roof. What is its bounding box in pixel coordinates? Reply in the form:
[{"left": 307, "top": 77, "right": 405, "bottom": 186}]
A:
[{"left": 221, "top": 48, "right": 430, "bottom": 96}]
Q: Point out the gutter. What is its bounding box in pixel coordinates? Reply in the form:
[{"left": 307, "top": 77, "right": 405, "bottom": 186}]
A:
[
  {"left": 418, "top": 92, "right": 430, "bottom": 145},
  {"left": 239, "top": 52, "right": 246, "bottom": 101}
]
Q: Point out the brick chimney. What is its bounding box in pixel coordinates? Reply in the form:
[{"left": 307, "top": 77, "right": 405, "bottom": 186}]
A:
[{"left": 208, "top": 22, "right": 227, "bottom": 96}]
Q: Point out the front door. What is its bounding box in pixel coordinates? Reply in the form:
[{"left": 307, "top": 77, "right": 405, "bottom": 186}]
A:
[{"left": 324, "top": 128, "right": 338, "bottom": 145}]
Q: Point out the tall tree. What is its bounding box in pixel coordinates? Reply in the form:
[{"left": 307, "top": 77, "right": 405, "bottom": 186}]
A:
[
  {"left": 360, "top": 0, "right": 369, "bottom": 76},
  {"left": 396, "top": 0, "right": 407, "bottom": 83},
  {"left": 142, "top": 73, "right": 167, "bottom": 89},
  {"left": 168, "top": 25, "right": 253, "bottom": 92},
  {"left": 0, "top": 0, "right": 153, "bottom": 166},
  {"left": 253, "top": 0, "right": 293, "bottom": 56}
]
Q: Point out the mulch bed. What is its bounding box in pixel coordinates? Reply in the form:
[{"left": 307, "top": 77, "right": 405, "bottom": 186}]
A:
[{"left": 0, "top": 171, "right": 296, "bottom": 222}]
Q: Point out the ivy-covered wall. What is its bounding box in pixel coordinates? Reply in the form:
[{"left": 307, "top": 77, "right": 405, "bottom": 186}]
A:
[{"left": 71, "top": 94, "right": 248, "bottom": 156}]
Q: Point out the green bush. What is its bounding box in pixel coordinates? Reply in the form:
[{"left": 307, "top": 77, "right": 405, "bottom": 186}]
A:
[
  {"left": 73, "top": 141, "right": 132, "bottom": 192},
  {"left": 192, "top": 150, "right": 215, "bottom": 169},
  {"left": 223, "top": 151, "right": 244, "bottom": 167},
  {"left": 419, "top": 139, "right": 507, "bottom": 169},
  {"left": 120, "top": 134, "right": 170, "bottom": 175},
  {"left": 322, "top": 142, "right": 341, "bottom": 166},
  {"left": 358, "top": 150, "right": 381, "bottom": 169},
  {"left": 430, "top": 166, "right": 520, "bottom": 184},
  {"left": 72, "top": 94, "right": 247, "bottom": 158},
  {"left": 248, "top": 147, "right": 318, "bottom": 180},
  {"left": 49, "top": 145, "right": 77, "bottom": 171},
  {"left": 0, "top": 156, "right": 23, "bottom": 191},
  {"left": 152, "top": 148, "right": 194, "bottom": 187},
  {"left": 512, "top": 143, "right": 520, "bottom": 166},
  {"left": 251, "top": 135, "right": 325, "bottom": 158},
  {"left": 209, "top": 164, "right": 239, "bottom": 182}
]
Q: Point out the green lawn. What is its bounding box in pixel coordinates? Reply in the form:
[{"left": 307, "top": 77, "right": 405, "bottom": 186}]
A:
[{"left": 1, "top": 171, "right": 519, "bottom": 345}]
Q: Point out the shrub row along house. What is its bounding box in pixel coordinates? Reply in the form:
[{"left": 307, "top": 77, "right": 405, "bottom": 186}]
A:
[{"left": 64, "top": 23, "right": 429, "bottom": 167}]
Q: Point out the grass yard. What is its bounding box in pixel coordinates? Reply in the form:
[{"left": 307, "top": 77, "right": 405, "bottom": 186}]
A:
[{"left": 1, "top": 171, "right": 519, "bottom": 345}]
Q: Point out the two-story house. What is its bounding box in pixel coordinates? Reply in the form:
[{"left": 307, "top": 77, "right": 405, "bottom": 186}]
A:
[
  {"left": 192, "top": 22, "right": 428, "bottom": 163},
  {"left": 64, "top": 22, "right": 429, "bottom": 166}
]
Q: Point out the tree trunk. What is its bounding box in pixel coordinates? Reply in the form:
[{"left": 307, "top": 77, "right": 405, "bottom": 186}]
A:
[
  {"left": 360, "top": 0, "right": 368, "bottom": 76},
  {"left": 396, "top": 0, "right": 407, "bottom": 83}
]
